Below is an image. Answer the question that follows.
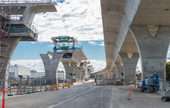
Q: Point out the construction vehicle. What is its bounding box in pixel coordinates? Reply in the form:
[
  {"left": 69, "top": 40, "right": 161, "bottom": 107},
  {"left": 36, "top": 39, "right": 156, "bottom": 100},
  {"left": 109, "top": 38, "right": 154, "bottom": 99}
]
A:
[{"left": 140, "top": 73, "right": 160, "bottom": 93}]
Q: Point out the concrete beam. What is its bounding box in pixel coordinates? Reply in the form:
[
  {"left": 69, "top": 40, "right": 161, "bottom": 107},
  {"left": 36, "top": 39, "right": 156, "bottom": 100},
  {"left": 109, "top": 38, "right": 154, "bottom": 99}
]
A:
[
  {"left": 23, "top": 4, "right": 56, "bottom": 27},
  {"left": 0, "top": 0, "right": 57, "bottom": 5},
  {"left": 0, "top": 1, "right": 56, "bottom": 26},
  {"left": 133, "top": 0, "right": 170, "bottom": 25}
]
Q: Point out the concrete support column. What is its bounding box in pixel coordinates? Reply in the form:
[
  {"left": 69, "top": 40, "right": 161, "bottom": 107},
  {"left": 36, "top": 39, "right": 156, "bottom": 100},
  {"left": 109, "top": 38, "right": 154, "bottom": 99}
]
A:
[
  {"left": 0, "top": 38, "right": 20, "bottom": 80},
  {"left": 132, "top": 26, "right": 170, "bottom": 83},
  {"left": 103, "top": 71, "right": 113, "bottom": 80},
  {"left": 132, "top": 26, "right": 170, "bottom": 90},
  {"left": 81, "top": 63, "right": 89, "bottom": 80},
  {"left": 63, "top": 62, "right": 74, "bottom": 81},
  {"left": 120, "top": 53, "right": 139, "bottom": 84},
  {"left": 115, "top": 64, "right": 124, "bottom": 81},
  {"left": 74, "top": 67, "right": 84, "bottom": 81},
  {"left": 73, "top": 67, "right": 80, "bottom": 81},
  {"left": 112, "top": 65, "right": 119, "bottom": 80},
  {"left": 40, "top": 53, "right": 62, "bottom": 84}
]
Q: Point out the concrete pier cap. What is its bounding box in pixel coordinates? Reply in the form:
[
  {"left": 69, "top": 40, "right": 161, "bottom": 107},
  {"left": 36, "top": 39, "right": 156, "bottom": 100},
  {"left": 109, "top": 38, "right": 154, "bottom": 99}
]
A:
[
  {"left": 0, "top": 0, "right": 57, "bottom": 29},
  {"left": 40, "top": 52, "right": 62, "bottom": 84}
]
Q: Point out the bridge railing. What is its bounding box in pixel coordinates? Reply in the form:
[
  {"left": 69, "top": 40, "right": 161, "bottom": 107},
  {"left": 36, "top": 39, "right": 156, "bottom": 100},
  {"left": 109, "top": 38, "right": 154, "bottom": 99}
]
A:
[{"left": 0, "top": 0, "right": 57, "bottom": 4}]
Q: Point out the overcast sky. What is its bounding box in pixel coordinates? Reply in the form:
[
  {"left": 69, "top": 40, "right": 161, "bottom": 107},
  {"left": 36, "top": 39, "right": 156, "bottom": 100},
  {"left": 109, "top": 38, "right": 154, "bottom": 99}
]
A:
[{"left": 33, "top": 0, "right": 103, "bottom": 42}]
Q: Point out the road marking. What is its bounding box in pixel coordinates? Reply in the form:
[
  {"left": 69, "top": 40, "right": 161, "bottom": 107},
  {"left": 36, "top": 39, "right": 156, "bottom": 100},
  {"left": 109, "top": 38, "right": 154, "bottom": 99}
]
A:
[
  {"left": 48, "top": 87, "right": 97, "bottom": 108},
  {"left": 110, "top": 87, "right": 113, "bottom": 108}
]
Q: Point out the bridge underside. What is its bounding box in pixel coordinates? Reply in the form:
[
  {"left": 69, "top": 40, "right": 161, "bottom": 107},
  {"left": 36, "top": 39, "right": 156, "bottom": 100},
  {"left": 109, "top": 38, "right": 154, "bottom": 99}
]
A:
[{"left": 100, "top": 0, "right": 170, "bottom": 87}]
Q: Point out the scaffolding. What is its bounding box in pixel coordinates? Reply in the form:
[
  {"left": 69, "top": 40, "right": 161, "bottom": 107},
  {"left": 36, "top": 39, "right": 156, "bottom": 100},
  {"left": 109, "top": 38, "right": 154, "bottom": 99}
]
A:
[{"left": 52, "top": 36, "right": 81, "bottom": 52}]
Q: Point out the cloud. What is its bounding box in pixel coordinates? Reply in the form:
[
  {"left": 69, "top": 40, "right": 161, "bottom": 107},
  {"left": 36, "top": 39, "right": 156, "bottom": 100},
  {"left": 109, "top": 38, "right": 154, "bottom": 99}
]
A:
[
  {"left": 98, "top": 41, "right": 104, "bottom": 46},
  {"left": 33, "top": 0, "right": 104, "bottom": 42},
  {"left": 88, "top": 41, "right": 104, "bottom": 47},
  {"left": 10, "top": 59, "right": 45, "bottom": 72},
  {"left": 10, "top": 59, "right": 65, "bottom": 72},
  {"left": 10, "top": 59, "right": 106, "bottom": 73},
  {"left": 89, "top": 59, "right": 106, "bottom": 72},
  {"left": 29, "top": 42, "right": 37, "bottom": 44},
  {"left": 88, "top": 41, "right": 97, "bottom": 45}
]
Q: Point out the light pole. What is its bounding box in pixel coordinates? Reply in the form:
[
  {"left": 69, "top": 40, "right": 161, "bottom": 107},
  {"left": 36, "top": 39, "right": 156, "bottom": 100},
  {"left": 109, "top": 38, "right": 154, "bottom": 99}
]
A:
[
  {"left": 17, "top": 75, "right": 23, "bottom": 95},
  {"left": 56, "top": 70, "right": 59, "bottom": 90}
]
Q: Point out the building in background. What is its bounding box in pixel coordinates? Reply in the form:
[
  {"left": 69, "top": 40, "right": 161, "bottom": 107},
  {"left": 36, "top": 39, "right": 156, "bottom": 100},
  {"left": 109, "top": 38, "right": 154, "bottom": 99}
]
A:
[
  {"left": 30, "top": 70, "right": 44, "bottom": 78},
  {"left": 8, "top": 64, "right": 31, "bottom": 80},
  {"left": 87, "top": 65, "right": 94, "bottom": 74}
]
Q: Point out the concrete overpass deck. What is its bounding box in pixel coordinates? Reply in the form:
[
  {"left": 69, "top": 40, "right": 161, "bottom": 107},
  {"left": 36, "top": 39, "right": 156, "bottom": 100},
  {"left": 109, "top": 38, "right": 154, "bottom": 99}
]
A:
[{"left": 100, "top": 0, "right": 170, "bottom": 89}]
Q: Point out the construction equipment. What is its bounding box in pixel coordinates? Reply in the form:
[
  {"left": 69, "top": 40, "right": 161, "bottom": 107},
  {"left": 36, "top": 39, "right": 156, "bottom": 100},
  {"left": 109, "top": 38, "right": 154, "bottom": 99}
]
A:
[
  {"left": 140, "top": 73, "right": 160, "bottom": 93},
  {"left": 52, "top": 36, "right": 79, "bottom": 52}
]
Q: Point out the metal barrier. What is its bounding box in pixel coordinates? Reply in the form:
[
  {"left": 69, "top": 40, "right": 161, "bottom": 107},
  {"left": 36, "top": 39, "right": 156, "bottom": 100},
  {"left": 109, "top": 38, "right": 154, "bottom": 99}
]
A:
[{"left": 0, "top": 77, "right": 73, "bottom": 97}]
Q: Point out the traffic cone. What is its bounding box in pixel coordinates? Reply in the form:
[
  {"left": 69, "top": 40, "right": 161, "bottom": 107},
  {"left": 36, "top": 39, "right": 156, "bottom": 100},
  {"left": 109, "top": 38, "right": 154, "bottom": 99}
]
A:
[{"left": 1, "top": 88, "right": 6, "bottom": 108}]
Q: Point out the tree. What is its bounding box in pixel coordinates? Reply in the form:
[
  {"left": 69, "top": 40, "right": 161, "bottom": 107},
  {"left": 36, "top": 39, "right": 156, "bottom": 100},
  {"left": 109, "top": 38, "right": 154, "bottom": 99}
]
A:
[{"left": 166, "top": 62, "right": 170, "bottom": 81}]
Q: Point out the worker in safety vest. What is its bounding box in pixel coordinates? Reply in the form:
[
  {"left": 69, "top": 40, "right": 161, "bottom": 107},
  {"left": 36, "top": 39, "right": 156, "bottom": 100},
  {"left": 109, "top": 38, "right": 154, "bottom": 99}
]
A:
[{"left": 127, "top": 82, "right": 135, "bottom": 100}]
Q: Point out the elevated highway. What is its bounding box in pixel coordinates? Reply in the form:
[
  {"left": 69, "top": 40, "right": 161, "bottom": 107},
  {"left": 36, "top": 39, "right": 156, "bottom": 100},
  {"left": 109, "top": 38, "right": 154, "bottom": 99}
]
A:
[{"left": 101, "top": 0, "right": 170, "bottom": 87}]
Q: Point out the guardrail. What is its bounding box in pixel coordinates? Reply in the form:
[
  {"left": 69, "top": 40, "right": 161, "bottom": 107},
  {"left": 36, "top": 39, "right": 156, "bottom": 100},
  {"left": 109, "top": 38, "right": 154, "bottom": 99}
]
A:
[{"left": 0, "top": 0, "right": 57, "bottom": 4}]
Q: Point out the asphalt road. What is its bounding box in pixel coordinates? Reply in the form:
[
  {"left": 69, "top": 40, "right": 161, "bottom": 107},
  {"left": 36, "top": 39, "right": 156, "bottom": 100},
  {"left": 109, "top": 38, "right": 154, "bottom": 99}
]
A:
[{"left": 5, "top": 84, "right": 170, "bottom": 108}]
